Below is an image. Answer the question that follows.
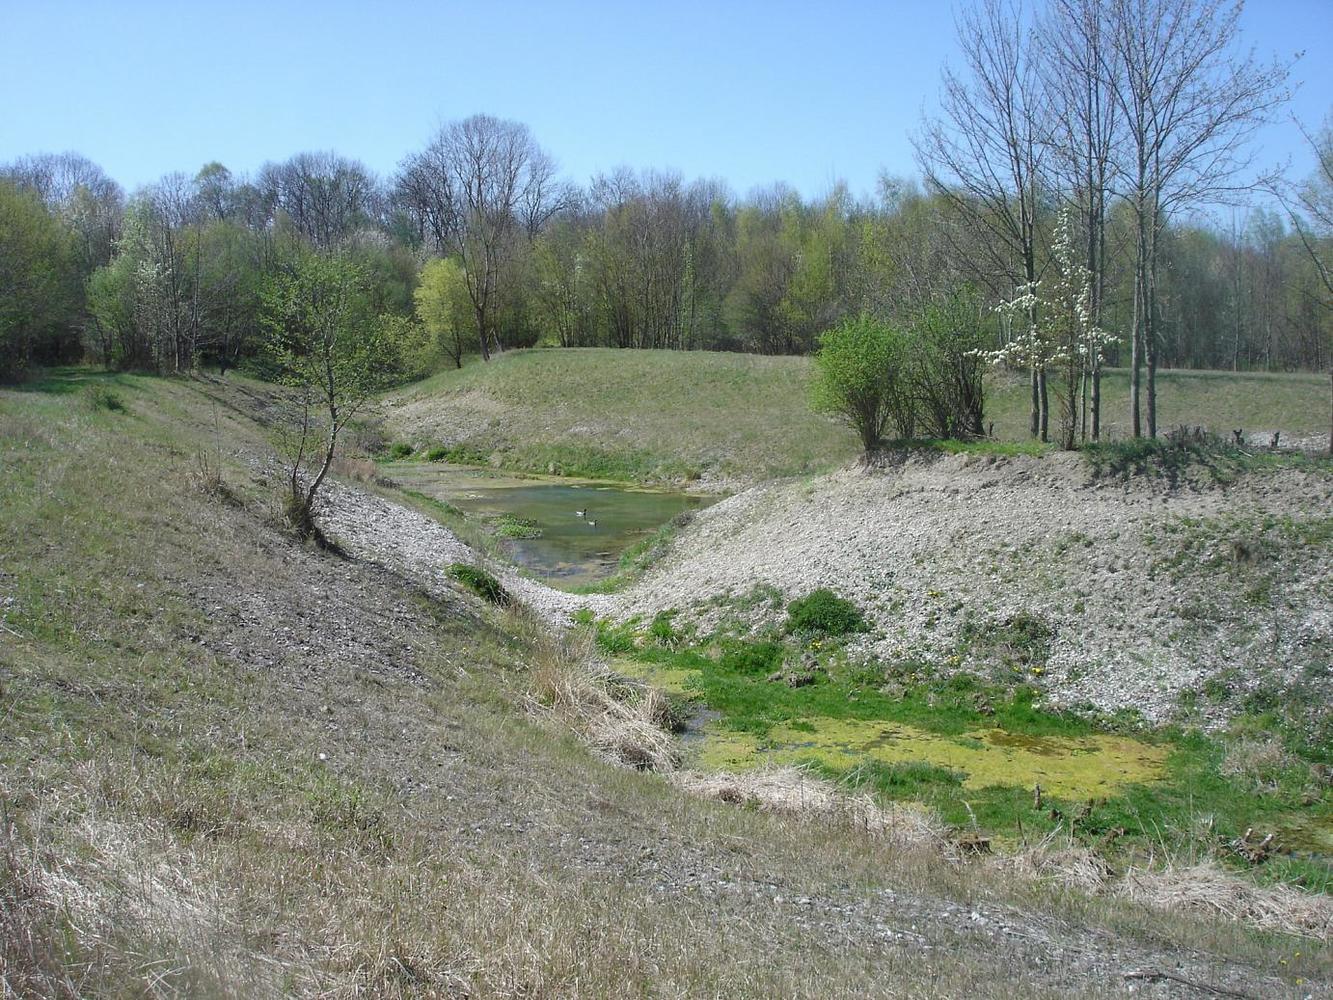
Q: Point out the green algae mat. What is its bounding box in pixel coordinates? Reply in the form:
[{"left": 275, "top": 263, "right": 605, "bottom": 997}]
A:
[{"left": 694, "top": 718, "right": 1168, "bottom": 799}]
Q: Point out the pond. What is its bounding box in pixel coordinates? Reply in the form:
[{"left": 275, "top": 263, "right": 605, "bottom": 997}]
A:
[{"left": 389, "top": 463, "right": 716, "bottom": 589}]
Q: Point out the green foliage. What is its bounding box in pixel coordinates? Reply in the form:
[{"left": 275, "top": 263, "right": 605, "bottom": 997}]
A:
[
  {"left": 648, "top": 610, "right": 682, "bottom": 647},
  {"left": 374, "top": 313, "right": 433, "bottom": 381},
  {"left": 388, "top": 442, "right": 414, "bottom": 460},
  {"left": 262, "top": 246, "right": 405, "bottom": 537},
  {"left": 489, "top": 513, "right": 542, "bottom": 539},
  {"left": 83, "top": 384, "right": 126, "bottom": 412},
  {"left": 904, "top": 290, "right": 989, "bottom": 439},
  {"left": 414, "top": 257, "right": 475, "bottom": 368},
  {"left": 0, "top": 180, "right": 82, "bottom": 380},
  {"left": 810, "top": 315, "right": 908, "bottom": 455},
  {"left": 785, "top": 588, "right": 867, "bottom": 636},
  {"left": 447, "top": 563, "right": 510, "bottom": 605},
  {"left": 420, "top": 442, "right": 490, "bottom": 466},
  {"left": 262, "top": 247, "right": 401, "bottom": 402}
]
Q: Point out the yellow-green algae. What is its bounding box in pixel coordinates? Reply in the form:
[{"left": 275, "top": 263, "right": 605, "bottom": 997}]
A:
[
  {"left": 612, "top": 658, "right": 700, "bottom": 697},
  {"left": 694, "top": 716, "right": 1168, "bottom": 799}
]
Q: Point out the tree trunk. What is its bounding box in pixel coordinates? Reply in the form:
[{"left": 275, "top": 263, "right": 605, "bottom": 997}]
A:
[
  {"left": 1030, "top": 368, "right": 1040, "bottom": 438},
  {"left": 1091, "top": 368, "right": 1101, "bottom": 441},
  {"left": 1145, "top": 218, "right": 1159, "bottom": 439},
  {"left": 1038, "top": 369, "right": 1049, "bottom": 443}
]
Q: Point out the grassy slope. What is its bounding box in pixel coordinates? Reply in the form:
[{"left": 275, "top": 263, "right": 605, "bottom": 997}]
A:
[
  {"left": 383, "top": 349, "right": 1330, "bottom": 485},
  {"left": 3, "top": 371, "right": 1327, "bottom": 996}
]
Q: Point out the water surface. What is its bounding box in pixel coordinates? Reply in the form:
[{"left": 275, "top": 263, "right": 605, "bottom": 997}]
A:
[{"left": 390, "top": 464, "right": 715, "bottom": 589}]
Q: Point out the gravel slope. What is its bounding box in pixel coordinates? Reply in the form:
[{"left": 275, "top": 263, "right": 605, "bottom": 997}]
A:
[{"left": 616, "top": 452, "right": 1332, "bottom": 723}]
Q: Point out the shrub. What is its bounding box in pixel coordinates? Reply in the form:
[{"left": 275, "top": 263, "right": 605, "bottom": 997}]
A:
[
  {"left": 388, "top": 442, "right": 413, "bottom": 460},
  {"left": 785, "top": 588, "right": 867, "bottom": 636},
  {"left": 718, "top": 640, "right": 785, "bottom": 675},
  {"left": 810, "top": 315, "right": 909, "bottom": 456},
  {"left": 84, "top": 385, "right": 125, "bottom": 412},
  {"left": 648, "top": 610, "right": 681, "bottom": 647},
  {"left": 447, "top": 563, "right": 510, "bottom": 605},
  {"left": 425, "top": 446, "right": 448, "bottom": 461}
]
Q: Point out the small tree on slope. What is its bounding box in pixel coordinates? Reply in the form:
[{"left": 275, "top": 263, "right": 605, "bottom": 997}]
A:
[{"left": 263, "top": 247, "right": 398, "bottom": 540}]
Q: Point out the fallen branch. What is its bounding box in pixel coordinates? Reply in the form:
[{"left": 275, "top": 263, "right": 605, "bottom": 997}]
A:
[{"left": 1122, "top": 968, "right": 1256, "bottom": 999}]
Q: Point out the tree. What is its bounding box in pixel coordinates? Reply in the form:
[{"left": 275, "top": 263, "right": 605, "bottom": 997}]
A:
[
  {"left": 263, "top": 247, "right": 399, "bottom": 540},
  {"left": 258, "top": 152, "right": 379, "bottom": 250},
  {"left": 916, "top": 0, "right": 1050, "bottom": 440},
  {"left": 396, "top": 114, "right": 564, "bottom": 360},
  {"left": 0, "top": 180, "right": 81, "bottom": 379},
  {"left": 810, "top": 315, "right": 909, "bottom": 457},
  {"left": 906, "top": 290, "right": 990, "bottom": 440},
  {"left": 1041, "top": 0, "right": 1120, "bottom": 439},
  {"left": 1280, "top": 112, "right": 1333, "bottom": 453},
  {"left": 1106, "top": 0, "right": 1291, "bottom": 437},
  {"left": 414, "top": 257, "right": 473, "bottom": 368}
]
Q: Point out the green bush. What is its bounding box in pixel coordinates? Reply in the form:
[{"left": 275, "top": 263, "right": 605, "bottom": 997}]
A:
[
  {"left": 425, "top": 446, "right": 448, "bottom": 461},
  {"left": 648, "top": 610, "right": 681, "bottom": 647},
  {"left": 388, "top": 442, "right": 413, "bottom": 460},
  {"left": 84, "top": 385, "right": 126, "bottom": 412},
  {"left": 785, "top": 588, "right": 867, "bottom": 636},
  {"left": 718, "top": 640, "right": 785, "bottom": 675},
  {"left": 447, "top": 563, "right": 510, "bottom": 605}
]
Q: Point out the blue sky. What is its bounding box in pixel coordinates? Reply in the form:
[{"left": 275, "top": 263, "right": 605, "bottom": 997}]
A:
[{"left": 1, "top": 0, "right": 1329, "bottom": 201}]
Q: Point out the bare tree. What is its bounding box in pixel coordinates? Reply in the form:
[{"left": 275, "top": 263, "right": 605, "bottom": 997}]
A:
[
  {"left": 2, "top": 151, "right": 124, "bottom": 271},
  {"left": 915, "top": 0, "right": 1051, "bottom": 439},
  {"left": 396, "top": 115, "right": 564, "bottom": 360},
  {"left": 258, "top": 152, "right": 378, "bottom": 250},
  {"left": 1041, "top": 0, "right": 1120, "bottom": 440},
  {"left": 1104, "top": 0, "right": 1291, "bottom": 437},
  {"left": 1278, "top": 114, "right": 1333, "bottom": 453}
]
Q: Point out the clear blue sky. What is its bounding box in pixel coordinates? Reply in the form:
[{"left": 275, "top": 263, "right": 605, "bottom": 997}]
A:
[{"left": 1, "top": 0, "right": 1328, "bottom": 201}]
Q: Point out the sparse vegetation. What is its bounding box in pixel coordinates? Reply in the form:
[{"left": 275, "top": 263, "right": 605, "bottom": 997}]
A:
[{"left": 3, "top": 362, "right": 1331, "bottom": 998}]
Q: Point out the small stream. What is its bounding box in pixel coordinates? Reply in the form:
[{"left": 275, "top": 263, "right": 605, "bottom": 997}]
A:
[{"left": 389, "top": 463, "right": 716, "bottom": 589}]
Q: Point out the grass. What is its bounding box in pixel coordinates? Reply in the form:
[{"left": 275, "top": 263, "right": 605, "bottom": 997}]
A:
[
  {"left": 383, "top": 349, "right": 1331, "bottom": 486},
  {"left": 2, "top": 367, "right": 1330, "bottom": 995}
]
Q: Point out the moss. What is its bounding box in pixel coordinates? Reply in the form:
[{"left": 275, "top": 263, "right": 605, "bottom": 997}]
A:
[{"left": 612, "top": 657, "right": 700, "bottom": 698}]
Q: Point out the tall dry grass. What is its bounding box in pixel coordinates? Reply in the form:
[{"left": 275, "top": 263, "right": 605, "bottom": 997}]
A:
[{"left": 524, "top": 622, "right": 680, "bottom": 772}]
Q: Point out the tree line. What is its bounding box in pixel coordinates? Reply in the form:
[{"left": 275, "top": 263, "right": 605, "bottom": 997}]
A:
[{"left": 1, "top": 0, "right": 1329, "bottom": 444}]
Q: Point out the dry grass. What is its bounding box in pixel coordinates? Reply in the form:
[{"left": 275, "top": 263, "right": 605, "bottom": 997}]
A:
[
  {"left": 991, "top": 829, "right": 1333, "bottom": 941},
  {"left": 671, "top": 766, "right": 949, "bottom": 855},
  {"left": 2, "top": 371, "right": 1328, "bottom": 998},
  {"left": 526, "top": 625, "right": 681, "bottom": 772},
  {"left": 1220, "top": 738, "right": 1311, "bottom": 795},
  {"left": 1118, "top": 862, "right": 1333, "bottom": 941}
]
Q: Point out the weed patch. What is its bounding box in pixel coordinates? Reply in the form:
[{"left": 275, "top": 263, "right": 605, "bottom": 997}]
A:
[
  {"left": 448, "top": 564, "right": 510, "bottom": 605},
  {"left": 785, "top": 588, "right": 867, "bottom": 636}
]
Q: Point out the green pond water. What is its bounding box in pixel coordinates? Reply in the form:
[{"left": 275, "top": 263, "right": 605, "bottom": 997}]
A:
[{"left": 389, "top": 464, "right": 715, "bottom": 589}]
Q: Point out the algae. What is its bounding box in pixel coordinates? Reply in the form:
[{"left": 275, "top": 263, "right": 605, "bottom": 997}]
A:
[
  {"left": 612, "top": 657, "right": 701, "bottom": 698},
  {"left": 696, "top": 716, "right": 1168, "bottom": 799}
]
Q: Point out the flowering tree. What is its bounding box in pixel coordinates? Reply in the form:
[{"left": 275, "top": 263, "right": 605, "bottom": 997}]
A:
[{"left": 988, "top": 210, "right": 1114, "bottom": 449}]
